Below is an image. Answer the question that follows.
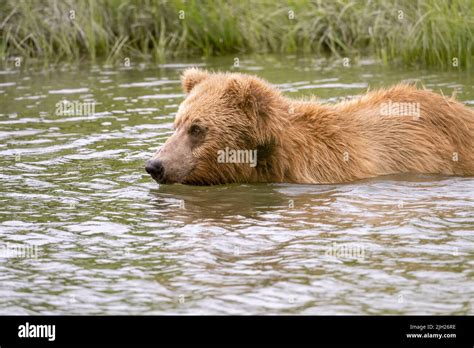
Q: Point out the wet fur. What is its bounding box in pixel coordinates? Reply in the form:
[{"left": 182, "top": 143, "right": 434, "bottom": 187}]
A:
[{"left": 152, "top": 69, "right": 474, "bottom": 185}]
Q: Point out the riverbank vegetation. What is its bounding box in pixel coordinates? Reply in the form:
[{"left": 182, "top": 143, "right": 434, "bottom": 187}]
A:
[{"left": 1, "top": 0, "right": 472, "bottom": 68}]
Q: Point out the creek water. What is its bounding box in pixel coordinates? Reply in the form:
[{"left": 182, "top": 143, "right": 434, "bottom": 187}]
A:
[{"left": 0, "top": 55, "right": 473, "bottom": 314}]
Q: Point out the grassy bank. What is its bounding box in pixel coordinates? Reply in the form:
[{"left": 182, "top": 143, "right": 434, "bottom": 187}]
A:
[{"left": 1, "top": 0, "right": 473, "bottom": 68}]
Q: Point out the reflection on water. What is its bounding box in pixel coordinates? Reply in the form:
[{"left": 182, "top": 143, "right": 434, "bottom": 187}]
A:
[{"left": 0, "top": 56, "right": 473, "bottom": 314}]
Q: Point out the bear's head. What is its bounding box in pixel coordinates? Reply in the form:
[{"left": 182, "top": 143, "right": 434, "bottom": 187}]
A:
[{"left": 145, "top": 68, "right": 286, "bottom": 185}]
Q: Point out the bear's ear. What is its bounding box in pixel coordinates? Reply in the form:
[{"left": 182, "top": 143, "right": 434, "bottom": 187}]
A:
[
  {"left": 225, "top": 76, "right": 274, "bottom": 119},
  {"left": 181, "top": 68, "right": 209, "bottom": 94}
]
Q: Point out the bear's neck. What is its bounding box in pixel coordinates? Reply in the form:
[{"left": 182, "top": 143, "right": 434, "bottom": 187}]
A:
[{"left": 256, "top": 100, "right": 364, "bottom": 184}]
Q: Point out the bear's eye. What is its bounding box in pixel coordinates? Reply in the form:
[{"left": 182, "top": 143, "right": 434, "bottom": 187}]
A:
[{"left": 189, "top": 124, "right": 204, "bottom": 137}]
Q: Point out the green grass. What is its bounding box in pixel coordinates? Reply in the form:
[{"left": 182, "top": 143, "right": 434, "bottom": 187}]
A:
[{"left": 1, "top": 0, "right": 473, "bottom": 68}]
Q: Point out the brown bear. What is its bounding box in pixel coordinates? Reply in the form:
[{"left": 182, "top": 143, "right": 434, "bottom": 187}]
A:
[{"left": 145, "top": 68, "right": 474, "bottom": 185}]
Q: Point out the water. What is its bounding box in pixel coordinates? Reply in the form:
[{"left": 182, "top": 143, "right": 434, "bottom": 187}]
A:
[{"left": 1, "top": 56, "right": 473, "bottom": 315}]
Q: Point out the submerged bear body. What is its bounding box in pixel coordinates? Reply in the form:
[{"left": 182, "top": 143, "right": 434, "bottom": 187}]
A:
[{"left": 145, "top": 69, "right": 474, "bottom": 185}]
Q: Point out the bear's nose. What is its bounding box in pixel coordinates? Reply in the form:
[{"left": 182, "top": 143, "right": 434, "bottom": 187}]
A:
[{"left": 145, "top": 159, "right": 164, "bottom": 181}]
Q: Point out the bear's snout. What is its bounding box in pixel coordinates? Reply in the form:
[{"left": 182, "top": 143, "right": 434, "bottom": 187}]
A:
[{"left": 145, "top": 159, "right": 165, "bottom": 182}]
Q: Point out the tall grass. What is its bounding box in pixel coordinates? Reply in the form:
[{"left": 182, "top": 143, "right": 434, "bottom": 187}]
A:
[{"left": 1, "top": 0, "right": 473, "bottom": 68}]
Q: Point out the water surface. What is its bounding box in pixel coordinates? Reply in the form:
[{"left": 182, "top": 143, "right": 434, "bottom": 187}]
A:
[{"left": 1, "top": 56, "right": 473, "bottom": 314}]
